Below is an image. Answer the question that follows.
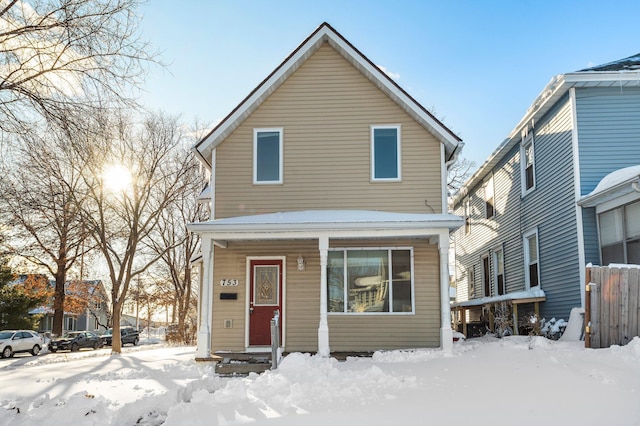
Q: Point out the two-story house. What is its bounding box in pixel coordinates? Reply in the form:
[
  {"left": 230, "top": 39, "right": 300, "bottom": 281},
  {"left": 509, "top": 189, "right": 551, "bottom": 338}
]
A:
[
  {"left": 188, "top": 23, "right": 464, "bottom": 359},
  {"left": 451, "top": 53, "right": 640, "bottom": 336}
]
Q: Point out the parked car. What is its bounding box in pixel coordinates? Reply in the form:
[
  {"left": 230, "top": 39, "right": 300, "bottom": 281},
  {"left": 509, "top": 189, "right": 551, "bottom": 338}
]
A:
[
  {"left": 0, "top": 330, "right": 44, "bottom": 358},
  {"left": 49, "top": 331, "right": 103, "bottom": 352},
  {"left": 101, "top": 327, "right": 139, "bottom": 346}
]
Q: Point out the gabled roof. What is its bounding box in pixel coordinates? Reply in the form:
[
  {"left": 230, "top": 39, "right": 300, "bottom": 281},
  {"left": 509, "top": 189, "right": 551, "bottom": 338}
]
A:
[
  {"left": 452, "top": 53, "right": 640, "bottom": 206},
  {"left": 193, "top": 22, "right": 462, "bottom": 168}
]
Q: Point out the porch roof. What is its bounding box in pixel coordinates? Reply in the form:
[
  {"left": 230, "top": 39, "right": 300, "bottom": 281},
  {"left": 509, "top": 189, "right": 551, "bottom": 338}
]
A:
[{"left": 187, "top": 210, "right": 463, "bottom": 241}]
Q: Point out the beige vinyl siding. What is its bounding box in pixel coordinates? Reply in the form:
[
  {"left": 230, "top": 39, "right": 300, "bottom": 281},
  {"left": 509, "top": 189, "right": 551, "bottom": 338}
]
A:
[
  {"left": 210, "top": 238, "right": 440, "bottom": 353},
  {"left": 214, "top": 43, "right": 443, "bottom": 218}
]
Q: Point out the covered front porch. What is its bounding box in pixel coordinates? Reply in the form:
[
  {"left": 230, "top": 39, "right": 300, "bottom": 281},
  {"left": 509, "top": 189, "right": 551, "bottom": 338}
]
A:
[{"left": 188, "top": 210, "right": 463, "bottom": 359}]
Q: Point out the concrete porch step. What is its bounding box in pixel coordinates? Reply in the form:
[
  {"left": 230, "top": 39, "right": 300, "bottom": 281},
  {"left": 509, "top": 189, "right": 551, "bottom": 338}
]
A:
[{"left": 214, "top": 352, "right": 273, "bottom": 376}]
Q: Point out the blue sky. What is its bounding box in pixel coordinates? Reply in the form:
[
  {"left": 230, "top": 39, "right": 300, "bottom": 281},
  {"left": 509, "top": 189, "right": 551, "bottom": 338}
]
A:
[{"left": 138, "top": 0, "right": 640, "bottom": 170}]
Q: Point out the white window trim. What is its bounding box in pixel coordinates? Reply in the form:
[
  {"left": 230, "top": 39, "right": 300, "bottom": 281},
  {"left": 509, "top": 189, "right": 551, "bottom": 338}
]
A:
[
  {"left": 328, "top": 246, "right": 414, "bottom": 315},
  {"left": 520, "top": 132, "right": 536, "bottom": 196},
  {"left": 371, "top": 125, "right": 401, "bottom": 182},
  {"left": 253, "top": 128, "right": 283, "bottom": 184},
  {"left": 523, "top": 228, "right": 540, "bottom": 290}
]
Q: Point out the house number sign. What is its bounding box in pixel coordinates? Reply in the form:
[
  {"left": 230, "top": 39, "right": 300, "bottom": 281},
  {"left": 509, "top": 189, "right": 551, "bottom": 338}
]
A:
[{"left": 220, "top": 279, "right": 239, "bottom": 287}]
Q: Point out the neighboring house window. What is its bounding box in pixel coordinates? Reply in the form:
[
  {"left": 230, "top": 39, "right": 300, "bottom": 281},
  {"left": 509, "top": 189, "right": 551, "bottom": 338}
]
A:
[
  {"left": 521, "top": 133, "right": 535, "bottom": 193},
  {"left": 253, "top": 128, "right": 283, "bottom": 184},
  {"left": 467, "top": 266, "right": 475, "bottom": 299},
  {"left": 493, "top": 247, "right": 505, "bottom": 295},
  {"left": 327, "top": 248, "right": 413, "bottom": 313},
  {"left": 598, "top": 200, "right": 640, "bottom": 264},
  {"left": 524, "top": 229, "right": 540, "bottom": 289},
  {"left": 482, "top": 254, "right": 490, "bottom": 297},
  {"left": 484, "top": 175, "right": 495, "bottom": 218},
  {"left": 65, "top": 316, "right": 77, "bottom": 331},
  {"left": 371, "top": 125, "right": 401, "bottom": 181},
  {"left": 464, "top": 197, "right": 471, "bottom": 235}
]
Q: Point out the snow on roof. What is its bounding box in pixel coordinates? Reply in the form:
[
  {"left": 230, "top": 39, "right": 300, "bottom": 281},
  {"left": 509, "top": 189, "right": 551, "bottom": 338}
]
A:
[
  {"left": 451, "top": 286, "right": 546, "bottom": 308},
  {"left": 579, "top": 165, "right": 640, "bottom": 207},
  {"left": 188, "top": 210, "right": 464, "bottom": 237},
  {"left": 205, "top": 210, "right": 459, "bottom": 225},
  {"left": 589, "top": 165, "right": 640, "bottom": 196},
  {"left": 578, "top": 52, "right": 640, "bottom": 72}
]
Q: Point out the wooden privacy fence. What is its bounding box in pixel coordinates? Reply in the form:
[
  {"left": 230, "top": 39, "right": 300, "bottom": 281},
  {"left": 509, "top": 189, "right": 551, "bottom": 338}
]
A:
[{"left": 585, "top": 265, "right": 640, "bottom": 349}]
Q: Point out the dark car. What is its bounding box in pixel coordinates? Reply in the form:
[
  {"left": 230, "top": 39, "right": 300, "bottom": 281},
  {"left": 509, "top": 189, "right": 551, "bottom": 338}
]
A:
[
  {"left": 50, "top": 331, "right": 103, "bottom": 352},
  {"left": 101, "top": 327, "right": 139, "bottom": 346}
]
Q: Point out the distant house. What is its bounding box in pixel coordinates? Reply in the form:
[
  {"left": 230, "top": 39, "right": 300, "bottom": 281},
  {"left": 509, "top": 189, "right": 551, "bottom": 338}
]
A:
[
  {"left": 31, "top": 279, "right": 110, "bottom": 334},
  {"left": 451, "top": 53, "right": 640, "bottom": 335},
  {"left": 188, "top": 22, "right": 464, "bottom": 359}
]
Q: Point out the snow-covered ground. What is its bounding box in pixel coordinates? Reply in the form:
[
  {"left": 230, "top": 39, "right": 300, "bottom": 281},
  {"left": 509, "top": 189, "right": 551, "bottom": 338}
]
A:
[{"left": 1, "top": 336, "right": 639, "bottom": 425}]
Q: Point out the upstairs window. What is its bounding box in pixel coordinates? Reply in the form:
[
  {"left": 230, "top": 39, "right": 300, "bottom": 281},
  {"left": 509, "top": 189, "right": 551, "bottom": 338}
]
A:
[
  {"left": 253, "top": 128, "right": 283, "bottom": 184},
  {"left": 521, "top": 132, "right": 535, "bottom": 193},
  {"left": 371, "top": 125, "right": 401, "bottom": 181},
  {"left": 484, "top": 175, "right": 495, "bottom": 218},
  {"left": 524, "top": 229, "right": 540, "bottom": 289}
]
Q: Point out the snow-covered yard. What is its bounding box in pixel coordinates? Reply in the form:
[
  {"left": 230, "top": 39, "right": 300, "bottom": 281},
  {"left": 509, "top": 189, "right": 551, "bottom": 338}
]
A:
[{"left": 1, "top": 336, "right": 639, "bottom": 425}]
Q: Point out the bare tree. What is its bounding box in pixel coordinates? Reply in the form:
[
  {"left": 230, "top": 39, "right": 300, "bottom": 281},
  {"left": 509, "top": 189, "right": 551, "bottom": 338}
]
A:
[
  {"left": 146, "top": 140, "right": 207, "bottom": 344},
  {"left": 0, "top": 126, "right": 91, "bottom": 336},
  {"left": 0, "top": 0, "right": 156, "bottom": 135},
  {"left": 448, "top": 157, "right": 476, "bottom": 196},
  {"left": 77, "top": 111, "right": 193, "bottom": 353}
]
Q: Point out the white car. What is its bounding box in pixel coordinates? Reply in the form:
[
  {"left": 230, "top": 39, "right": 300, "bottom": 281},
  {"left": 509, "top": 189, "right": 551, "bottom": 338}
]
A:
[{"left": 0, "top": 330, "right": 44, "bottom": 358}]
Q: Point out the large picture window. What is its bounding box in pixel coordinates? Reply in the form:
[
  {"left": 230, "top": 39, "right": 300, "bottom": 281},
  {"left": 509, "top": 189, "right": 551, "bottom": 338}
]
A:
[
  {"left": 327, "top": 248, "right": 413, "bottom": 314},
  {"left": 253, "top": 128, "right": 283, "bottom": 184},
  {"left": 371, "top": 125, "right": 401, "bottom": 181}
]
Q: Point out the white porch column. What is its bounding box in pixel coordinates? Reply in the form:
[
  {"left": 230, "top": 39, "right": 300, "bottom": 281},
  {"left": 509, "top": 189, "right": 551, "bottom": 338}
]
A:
[
  {"left": 196, "top": 237, "right": 213, "bottom": 359},
  {"left": 438, "top": 230, "right": 453, "bottom": 353},
  {"left": 318, "top": 236, "right": 330, "bottom": 357}
]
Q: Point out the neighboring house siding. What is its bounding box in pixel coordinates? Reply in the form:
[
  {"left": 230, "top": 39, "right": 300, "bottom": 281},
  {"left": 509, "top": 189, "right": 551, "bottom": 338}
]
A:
[
  {"left": 522, "top": 95, "right": 580, "bottom": 320},
  {"left": 210, "top": 238, "right": 441, "bottom": 353},
  {"left": 576, "top": 86, "right": 640, "bottom": 195},
  {"left": 454, "top": 144, "right": 524, "bottom": 301},
  {"left": 576, "top": 86, "right": 640, "bottom": 266},
  {"left": 214, "top": 43, "right": 443, "bottom": 219},
  {"left": 455, "top": 95, "right": 581, "bottom": 321}
]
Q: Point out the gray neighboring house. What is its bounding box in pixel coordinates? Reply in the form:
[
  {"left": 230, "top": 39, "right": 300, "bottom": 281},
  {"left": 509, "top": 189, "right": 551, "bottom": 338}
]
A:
[
  {"left": 451, "top": 53, "right": 640, "bottom": 335},
  {"left": 31, "top": 279, "right": 110, "bottom": 335}
]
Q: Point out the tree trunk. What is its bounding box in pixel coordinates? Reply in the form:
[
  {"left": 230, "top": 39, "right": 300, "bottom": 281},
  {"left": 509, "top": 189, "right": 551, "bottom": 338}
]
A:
[
  {"left": 111, "top": 291, "right": 122, "bottom": 353},
  {"left": 52, "top": 269, "right": 66, "bottom": 336}
]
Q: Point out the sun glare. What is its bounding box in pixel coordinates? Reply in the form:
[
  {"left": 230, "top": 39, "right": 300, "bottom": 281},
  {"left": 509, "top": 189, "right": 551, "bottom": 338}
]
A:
[{"left": 102, "top": 164, "right": 132, "bottom": 192}]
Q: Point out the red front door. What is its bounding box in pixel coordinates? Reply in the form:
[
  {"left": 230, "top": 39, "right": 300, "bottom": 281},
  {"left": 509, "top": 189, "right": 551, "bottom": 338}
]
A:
[{"left": 249, "top": 259, "right": 283, "bottom": 346}]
